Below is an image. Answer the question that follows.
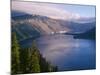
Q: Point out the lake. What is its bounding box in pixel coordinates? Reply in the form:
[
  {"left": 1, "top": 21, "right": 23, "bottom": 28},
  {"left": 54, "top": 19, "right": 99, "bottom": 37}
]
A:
[{"left": 20, "top": 34, "right": 96, "bottom": 71}]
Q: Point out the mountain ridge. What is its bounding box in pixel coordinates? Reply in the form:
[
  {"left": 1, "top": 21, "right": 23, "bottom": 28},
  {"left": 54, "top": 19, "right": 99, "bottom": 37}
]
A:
[{"left": 11, "top": 11, "right": 96, "bottom": 41}]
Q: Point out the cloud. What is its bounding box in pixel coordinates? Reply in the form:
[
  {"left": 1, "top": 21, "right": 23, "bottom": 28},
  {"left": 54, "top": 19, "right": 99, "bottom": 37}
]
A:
[{"left": 12, "top": 1, "right": 80, "bottom": 20}]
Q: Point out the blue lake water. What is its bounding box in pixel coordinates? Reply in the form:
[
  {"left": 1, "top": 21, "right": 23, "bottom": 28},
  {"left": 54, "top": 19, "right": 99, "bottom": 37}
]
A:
[{"left": 20, "top": 34, "right": 96, "bottom": 71}]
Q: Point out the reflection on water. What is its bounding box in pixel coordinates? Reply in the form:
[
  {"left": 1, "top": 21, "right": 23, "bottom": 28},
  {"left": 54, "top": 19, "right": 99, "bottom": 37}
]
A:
[{"left": 20, "top": 34, "right": 96, "bottom": 71}]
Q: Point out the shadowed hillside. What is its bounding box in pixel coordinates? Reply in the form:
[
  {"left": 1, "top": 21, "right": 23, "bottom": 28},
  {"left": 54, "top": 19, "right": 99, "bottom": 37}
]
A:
[{"left": 74, "top": 27, "right": 96, "bottom": 40}]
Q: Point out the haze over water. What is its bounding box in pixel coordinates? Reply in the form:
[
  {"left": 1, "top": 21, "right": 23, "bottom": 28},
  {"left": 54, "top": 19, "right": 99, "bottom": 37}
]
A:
[
  {"left": 20, "top": 34, "right": 96, "bottom": 70},
  {"left": 12, "top": 1, "right": 96, "bottom": 71}
]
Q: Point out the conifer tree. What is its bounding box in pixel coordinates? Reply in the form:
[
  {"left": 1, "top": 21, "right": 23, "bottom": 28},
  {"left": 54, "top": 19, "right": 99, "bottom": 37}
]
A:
[
  {"left": 11, "top": 32, "right": 20, "bottom": 74},
  {"left": 29, "top": 41, "right": 40, "bottom": 73}
]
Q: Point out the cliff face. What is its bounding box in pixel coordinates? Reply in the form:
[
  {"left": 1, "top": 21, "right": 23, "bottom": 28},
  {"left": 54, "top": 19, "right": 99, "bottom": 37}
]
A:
[{"left": 12, "top": 11, "right": 96, "bottom": 41}]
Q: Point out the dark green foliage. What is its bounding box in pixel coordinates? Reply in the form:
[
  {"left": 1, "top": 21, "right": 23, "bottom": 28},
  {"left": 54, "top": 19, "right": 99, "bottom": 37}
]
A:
[
  {"left": 11, "top": 32, "right": 20, "bottom": 74},
  {"left": 19, "top": 45, "right": 40, "bottom": 73},
  {"left": 39, "top": 55, "right": 57, "bottom": 72},
  {"left": 39, "top": 54, "right": 58, "bottom": 72},
  {"left": 39, "top": 54, "right": 49, "bottom": 72},
  {"left": 19, "top": 48, "right": 31, "bottom": 73},
  {"left": 11, "top": 33, "right": 58, "bottom": 74},
  {"left": 12, "top": 23, "right": 40, "bottom": 41},
  {"left": 29, "top": 42, "right": 40, "bottom": 73},
  {"left": 53, "top": 66, "right": 58, "bottom": 72}
]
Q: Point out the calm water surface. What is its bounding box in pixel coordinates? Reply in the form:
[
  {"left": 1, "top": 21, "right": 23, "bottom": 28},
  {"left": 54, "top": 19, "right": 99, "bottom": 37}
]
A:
[{"left": 20, "top": 34, "right": 96, "bottom": 71}]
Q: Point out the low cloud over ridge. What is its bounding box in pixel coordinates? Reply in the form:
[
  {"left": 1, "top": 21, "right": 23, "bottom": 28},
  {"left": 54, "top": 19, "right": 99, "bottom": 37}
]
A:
[{"left": 12, "top": 1, "right": 80, "bottom": 20}]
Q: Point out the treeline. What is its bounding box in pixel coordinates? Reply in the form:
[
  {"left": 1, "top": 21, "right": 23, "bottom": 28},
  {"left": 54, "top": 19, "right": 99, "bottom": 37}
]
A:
[{"left": 11, "top": 32, "right": 58, "bottom": 75}]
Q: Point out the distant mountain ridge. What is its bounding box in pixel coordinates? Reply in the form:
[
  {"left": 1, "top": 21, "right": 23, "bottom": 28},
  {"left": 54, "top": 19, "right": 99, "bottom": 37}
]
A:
[
  {"left": 11, "top": 11, "right": 96, "bottom": 41},
  {"left": 73, "top": 17, "right": 96, "bottom": 23},
  {"left": 74, "top": 27, "right": 96, "bottom": 40}
]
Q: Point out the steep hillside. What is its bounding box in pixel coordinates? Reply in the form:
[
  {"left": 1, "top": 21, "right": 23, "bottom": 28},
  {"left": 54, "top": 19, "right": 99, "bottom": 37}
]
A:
[{"left": 11, "top": 11, "right": 96, "bottom": 41}]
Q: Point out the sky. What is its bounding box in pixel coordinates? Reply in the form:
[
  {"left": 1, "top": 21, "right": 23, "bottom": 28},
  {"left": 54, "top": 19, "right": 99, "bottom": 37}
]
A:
[
  {"left": 12, "top": 1, "right": 96, "bottom": 20},
  {"left": 54, "top": 4, "right": 95, "bottom": 17}
]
